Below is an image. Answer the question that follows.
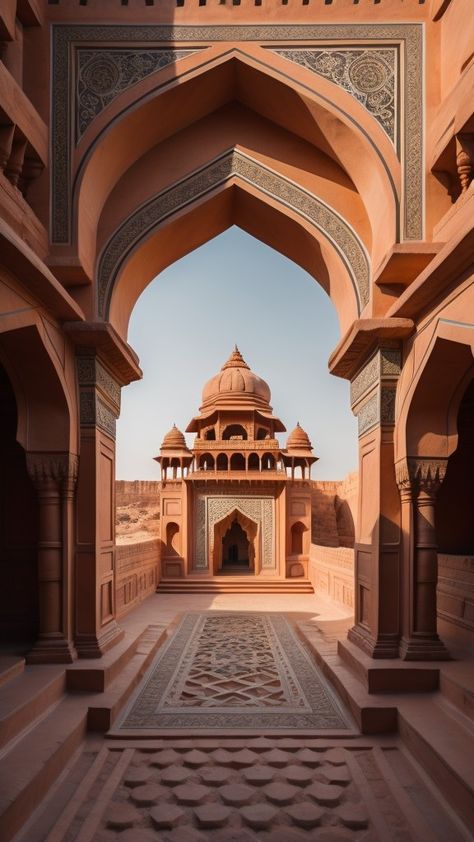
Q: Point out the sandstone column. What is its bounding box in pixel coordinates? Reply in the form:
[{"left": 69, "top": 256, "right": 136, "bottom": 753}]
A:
[
  {"left": 75, "top": 352, "right": 123, "bottom": 657},
  {"left": 347, "top": 346, "right": 402, "bottom": 658},
  {"left": 397, "top": 458, "right": 450, "bottom": 660},
  {"left": 26, "top": 453, "right": 78, "bottom": 663}
]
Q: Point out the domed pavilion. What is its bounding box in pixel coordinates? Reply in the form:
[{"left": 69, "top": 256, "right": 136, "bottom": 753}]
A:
[{"left": 154, "top": 348, "right": 318, "bottom": 588}]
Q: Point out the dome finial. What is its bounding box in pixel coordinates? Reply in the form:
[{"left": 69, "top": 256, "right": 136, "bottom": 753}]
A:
[{"left": 222, "top": 346, "right": 250, "bottom": 370}]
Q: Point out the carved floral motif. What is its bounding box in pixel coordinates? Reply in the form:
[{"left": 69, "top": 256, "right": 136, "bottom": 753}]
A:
[
  {"left": 273, "top": 48, "right": 396, "bottom": 143},
  {"left": 76, "top": 49, "right": 199, "bottom": 140}
]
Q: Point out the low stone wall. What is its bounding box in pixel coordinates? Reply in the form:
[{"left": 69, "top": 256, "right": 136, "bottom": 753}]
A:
[
  {"left": 116, "top": 480, "right": 161, "bottom": 507},
  {"left": 115, "top": 539, "right": 160, "bottom": 619},
  {"left": 437, "top": 553, "right": 474, "bottom": 636},
  {"left": 309, "top": 543, "right": 355, "bottom": 612}
]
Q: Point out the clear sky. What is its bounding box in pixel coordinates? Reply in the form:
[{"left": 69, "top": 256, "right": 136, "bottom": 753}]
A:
[{"left": 116, "top": 227, "right": 358, "bottom": 481}]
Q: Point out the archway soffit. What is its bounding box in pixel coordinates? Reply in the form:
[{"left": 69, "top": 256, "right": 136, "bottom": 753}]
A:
[
  {"left": 97, "top": 148, "right": 370, "bottom": 316},
  {"left": 51, "top": 22, "right": 422, "bottom": 244}
]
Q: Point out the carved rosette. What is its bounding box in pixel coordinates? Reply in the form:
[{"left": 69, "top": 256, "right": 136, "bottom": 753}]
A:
[
  {"left": 350, "top": 347, "right": 401, "bottom": 437},
  {"left": 77, "top": 353, "right": 121, "bottom": 439}
]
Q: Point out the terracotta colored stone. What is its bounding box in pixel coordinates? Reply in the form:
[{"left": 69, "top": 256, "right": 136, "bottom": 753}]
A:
[
  {"left": 264, "top": 749, "right": 293, "bottom": 767},
  {"left": 229, "top": 749, "right": 259, "bottom": 768},
  {"left": 149, "top": 749, "right": 180, "bottom": 767},
  {"left": 105, "top": 803, "right": 140, "bottom": 830},
  {"left": 123, "top": 768, "right": 154, "bottom": 788},
  {"left": 213, "top": 749, "right": 234, "bottom": 766},
  {"left": 200, "top": 767, "right": 233, "bottom": 786},
  {"left": 160, "top": 765, "right": 193, "bottom": 786},
  {"left": 174, "top": 783, "right": 209, "bottom": 805},
  {"left": 118, "top": 831, "right": 158, "bottom": 842},
  {"left": 285, "top": 802, "right": 325, "bottom": 829},
  {"left": 297, "top": 748, "right": 322, "bottom": 767},
  {"left": 219, "top": 783, "right": 254, "bottom": 806},
  {"left": 284, "top": 764, "right": 314, "bottom": 786},
  {"left": 306, "top": 781, "right": 344, "bottom": 806},
  {"left": 240, "top": 804, "right": 278, "bottom": 829},
  {"left": 324, "top": 748, "right": 347, "bottom": 766},
  {"left": 263, "top": 781, "right": 299, "bottom": 805},
  {"left": 242, "top": 765, "right": 276, "bottom": 786},
  {"left": 249, "top": 737, "right": 274, "bottom": 752},
  {"left": 320, "top": 765, "right": 351, "bottom": 786},
  {"left": 150, "top": 803, "right": 185, "bottom": 829},
  {"left": 336, "top": 802, "right": 369, "bottom": 829},
  {"left": 194, "top": 804, "right": 232, "bottom": 828},
  {"left": 129, "top": 783, "right": 163, "bottom": 806},
  {"left": 183, "top": 749, "right": 210, "bottom": 768}
]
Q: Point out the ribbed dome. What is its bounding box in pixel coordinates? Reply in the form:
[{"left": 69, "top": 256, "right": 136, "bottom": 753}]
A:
[
  {"left": 286, "top": 423, "right": 312, "bottom": 451},
  {"left": 202, "top": 346, "right": 271, "bottom": 406},
  {"left": 160, "top": 424, "right": 189, "bottom": 451}
]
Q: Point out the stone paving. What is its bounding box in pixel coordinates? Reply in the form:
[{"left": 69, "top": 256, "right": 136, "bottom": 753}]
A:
[
  {"left": 119, "top": 613, "right": 350, "bottom": 732},
  {"left": 22, "top": 735, "right": 467, "bottom": 841}
]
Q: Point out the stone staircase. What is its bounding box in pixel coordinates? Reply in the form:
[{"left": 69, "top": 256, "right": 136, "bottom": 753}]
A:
[
  {"left": 0, "top": 624, "right": 168, "bottom": 841},
  {"left": 157, "top": 576, "right": 315, "bottom": 593},
  {"left": 298, "top": 620, "right": 474, "bottom": 832}
]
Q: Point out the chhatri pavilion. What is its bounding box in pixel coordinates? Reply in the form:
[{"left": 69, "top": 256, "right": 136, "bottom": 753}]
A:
[{"left": 154, "top": 347, "right": 317, "bottom": 583}]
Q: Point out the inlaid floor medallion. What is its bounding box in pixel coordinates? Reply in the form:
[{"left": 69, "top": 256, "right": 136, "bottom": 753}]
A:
[{"left": 118, "top": 613, "right": 351, "bottom": 732}]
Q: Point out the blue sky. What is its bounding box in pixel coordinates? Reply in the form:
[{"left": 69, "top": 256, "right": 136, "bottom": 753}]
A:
[{"left": 116, "top": 227, "right": 358, "bottom": 480}]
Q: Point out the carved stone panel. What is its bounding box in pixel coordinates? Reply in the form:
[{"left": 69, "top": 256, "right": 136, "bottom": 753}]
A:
[
  {"left": 273, "top": 48, "right": 397, "bottom": 144},
  {"left": 194, "top": 494, "right": 275, "bottom": 571}
]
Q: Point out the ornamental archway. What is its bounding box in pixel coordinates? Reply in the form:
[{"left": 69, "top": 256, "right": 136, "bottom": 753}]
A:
[{"left": 212, "top": 508, "right": 260, "bottom": 575}]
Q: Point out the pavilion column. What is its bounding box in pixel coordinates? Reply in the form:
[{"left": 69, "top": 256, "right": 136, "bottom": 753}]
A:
[
  {"left": 397, "top": 458, "right": 450, "bottom": 660},
  {"left": 348, "top": 346, "right": 402, "bottom": 659},
  {"left": 26, "top": 452, "right": 78, "bottom": 663},
  {"left": 74, "top": 352, "right": 123, "bottom": 658}
]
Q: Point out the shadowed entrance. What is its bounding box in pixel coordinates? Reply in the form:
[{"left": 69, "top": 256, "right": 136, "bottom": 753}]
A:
[{"left": 222, "top": 519, "right": 250, "bottom": 571}]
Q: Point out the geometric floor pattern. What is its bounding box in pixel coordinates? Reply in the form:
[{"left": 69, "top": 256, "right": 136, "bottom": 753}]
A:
[
  {"left": 119, "top": 613, "right": 350, "bottom": 732},
  {"left": 22, "top": 736, "right": 467, "bottom": 841}
]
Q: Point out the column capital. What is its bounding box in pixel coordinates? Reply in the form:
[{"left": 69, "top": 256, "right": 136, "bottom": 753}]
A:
[
  {"left": 26, "top": 452, "right": 79, "bottom": 490},
  {"left": 396, "top": 457, "right": 448, "bottom": 496}
]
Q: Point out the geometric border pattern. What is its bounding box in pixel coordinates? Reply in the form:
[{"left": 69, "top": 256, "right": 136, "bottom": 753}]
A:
[
  {"left": 97, "top": 149, "right": 370, "bottom": 315},
  {"left": 51, "top": 23, "right": 423, "bottom": 244},
  {"left": 119, "top": 612, "right": 351, "bottom": 731}
]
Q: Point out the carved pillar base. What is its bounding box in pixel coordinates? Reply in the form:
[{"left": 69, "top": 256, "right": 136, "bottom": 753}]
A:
[
  {"left": 27, "top": 634, "right": 76, "bottom": 664},
  {"left": 348, "top": 625, "right": 400, "bottom": 659},
  {"left": 75, "top": 621, "right": 124, "bottom": 660},
  {"left": 399, "top": 634, "right": 450, "bottom": 661}
]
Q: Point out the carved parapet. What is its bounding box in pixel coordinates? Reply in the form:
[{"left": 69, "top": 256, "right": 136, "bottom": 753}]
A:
[
  {"left": 350, "top": 346, "right": 401, "bottom": 437},
  {"left": 77, "top": 352, "right": 121, "bottom": 438}
]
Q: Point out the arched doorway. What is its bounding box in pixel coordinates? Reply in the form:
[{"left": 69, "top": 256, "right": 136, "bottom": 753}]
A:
[
  {"left": 222, "top": 520, "right": 250, "bottom": 571},
  {"left": 0, "top": 363, "right": 38, "bottom": 645},
  {"left": 212, "top": 508, "right": 259, "bottom": 575}
]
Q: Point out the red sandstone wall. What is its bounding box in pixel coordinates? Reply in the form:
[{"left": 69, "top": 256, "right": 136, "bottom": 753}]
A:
[
  {"left": 309, "top": 472, "right": 358, "bottom": 611},
  {"left": 116, "top": 480, "right": 161, "bottom": 508},
  {"left": 116, "top": 539, "right": 160, "bottom": 619},
  {"left": 437, "top": 553, "right": 474, "bottom": 647}
]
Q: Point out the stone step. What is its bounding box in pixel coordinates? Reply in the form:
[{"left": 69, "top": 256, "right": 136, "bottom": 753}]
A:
[
  {"left": 0, "top": 696, "right": 88, "bottom": 842},
  {"left": 157, "top": 578, "right": 314, "bottom": 593},
  {"left": 0, "top": 655, "right": 25, "bottom": 688},
  {"left": 296, "top": 622, "right": 398, "bottom": 734},
  {"left": 439, "top": 659, "right": 474, "bottom": 723},
  {"left": 88, "top": 624, "right": 168, "bottom": 732},
  {"left": 0, "top": 625, "right": 169, "bottom": 841},
  {"left": 0, "top": 664, "right": 66, "bottom": 751},
  {"left": 398, "top": 696, "right": 474, "bottom": 831},
  {"left": 65, "top": 623, "right": 165, "bottom": 693},
  {"left": 338, "top": 638, "right": 440, "bottom": 693}
]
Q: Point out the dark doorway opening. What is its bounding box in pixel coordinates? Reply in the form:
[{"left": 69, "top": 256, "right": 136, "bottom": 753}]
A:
[{"left": 222, "top": 520, "right": 250, "bottom": 571}]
